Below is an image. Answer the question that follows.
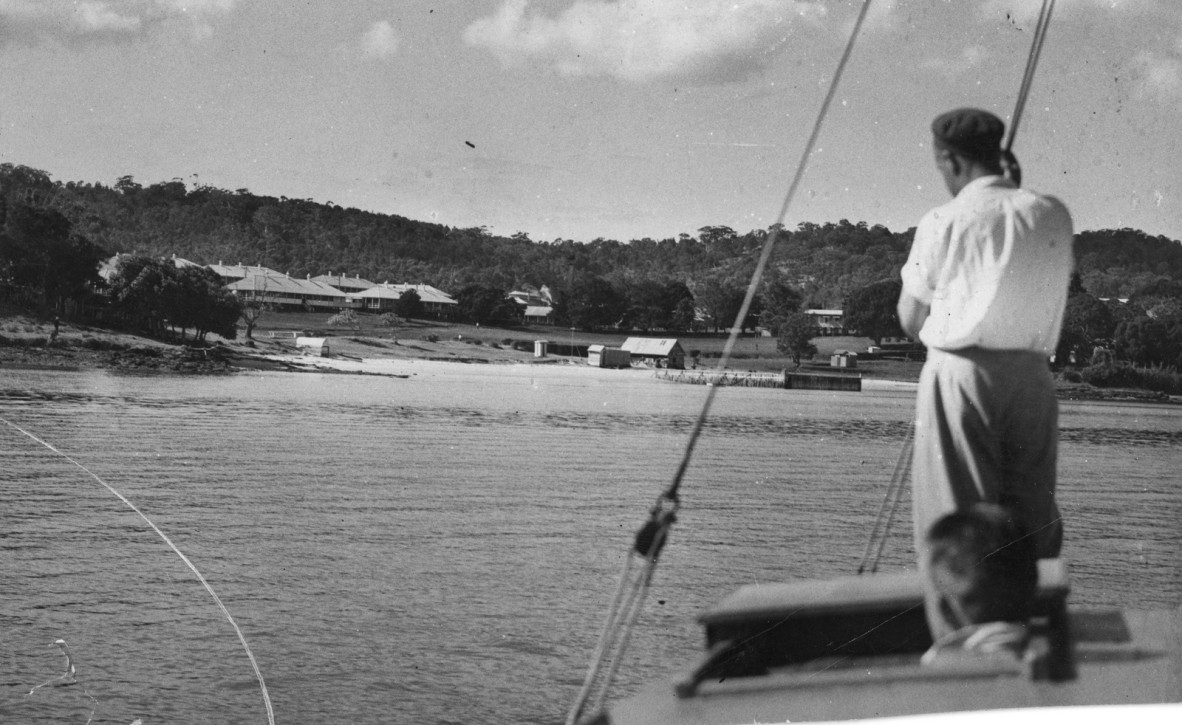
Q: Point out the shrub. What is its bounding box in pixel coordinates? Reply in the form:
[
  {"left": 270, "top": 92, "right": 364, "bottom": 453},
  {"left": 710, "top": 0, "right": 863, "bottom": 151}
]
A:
[
  {"left": 489, "top": 342, "right": 501, "bottom": 349},
  {"left": 1081, "top": 361, "right": 1140, "bottom": 389},
  {"left": 1081, "top": 362, "right": 1182, "bottom": 395},
  {"left": 1136, "top": 365, "right": 1182, "bottom": 395},
  {"left": 424, "top": 334, "right": 439, "bottom": 343},
  {"left": 501, "top": 338, "right": 514, "bottom": 346}
]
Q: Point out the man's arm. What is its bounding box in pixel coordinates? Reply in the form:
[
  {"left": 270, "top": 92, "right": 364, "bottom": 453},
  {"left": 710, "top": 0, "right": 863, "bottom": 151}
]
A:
[{"left": 897, "top": 289, "right": 930, "bottom": 341}]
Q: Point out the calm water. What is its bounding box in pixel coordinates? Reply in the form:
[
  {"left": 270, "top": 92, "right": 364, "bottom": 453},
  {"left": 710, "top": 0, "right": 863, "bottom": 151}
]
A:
[{"left": 1, "top": 363, "right": 1179, "bottom": 724}]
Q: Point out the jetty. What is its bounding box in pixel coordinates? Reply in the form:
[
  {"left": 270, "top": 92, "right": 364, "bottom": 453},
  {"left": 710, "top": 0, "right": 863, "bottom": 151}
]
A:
[{"left": 655, "top": 369, "right": 861, "bottom": 391}]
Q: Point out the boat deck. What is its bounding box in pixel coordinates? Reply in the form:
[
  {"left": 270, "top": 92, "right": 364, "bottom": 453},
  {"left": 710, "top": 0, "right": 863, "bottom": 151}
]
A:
[{"left": 605, "top": 563, "right": 1181, "bottom": 724}]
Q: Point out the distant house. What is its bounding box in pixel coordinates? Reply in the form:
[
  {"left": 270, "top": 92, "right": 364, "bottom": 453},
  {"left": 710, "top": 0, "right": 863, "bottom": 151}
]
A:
[
  {"left": 523, "top": 305, "right": 554, "bottom": 324},
  {"left": 353, "top": 283, "right": 458, "bottom": 317},
  {"left": 225, "top": 273, "right": 352, "bottom": 311},
  {"left": 511, "top": 286, "right": 555, "bottom": 325},
  {"left": 805, "top": 309, "right": 845, "bottom": 335},
  {"left": 97, "top": 254, "right": 124, "bottom": 283},
  {"left": 621, "top": 337, "right": 686, "bottom": 369},
  {"left": 310, "top": 273, "right": 375, "bottom": 294}
]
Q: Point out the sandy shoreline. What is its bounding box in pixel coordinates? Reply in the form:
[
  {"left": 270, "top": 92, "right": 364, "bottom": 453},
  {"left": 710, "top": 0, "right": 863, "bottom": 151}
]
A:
[
  {"left": 1, "top": 319, "right": 1174, "bottom": 403},
  {"left": 231, "top": 349, "right": 924, "bottom": 393}
]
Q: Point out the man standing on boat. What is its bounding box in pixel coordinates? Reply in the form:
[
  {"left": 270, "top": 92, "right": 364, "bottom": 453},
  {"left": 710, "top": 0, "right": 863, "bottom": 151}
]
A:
[{"left": 896, "top": 107, "right": 1074, "bottom": 636}]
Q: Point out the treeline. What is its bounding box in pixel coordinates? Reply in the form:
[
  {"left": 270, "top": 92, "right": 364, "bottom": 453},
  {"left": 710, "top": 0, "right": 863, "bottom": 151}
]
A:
[
  {"left": 4, "top": 163, "right": 1181, "bottom": 308},
  {"left": 4, "top": 162, "right": 1182, "bottom": 377}
]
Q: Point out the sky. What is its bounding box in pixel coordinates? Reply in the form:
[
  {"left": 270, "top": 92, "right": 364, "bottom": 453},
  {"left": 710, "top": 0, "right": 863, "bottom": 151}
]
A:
[{"left": 1, "top": 0, "right": 1179, "bottom": 244}]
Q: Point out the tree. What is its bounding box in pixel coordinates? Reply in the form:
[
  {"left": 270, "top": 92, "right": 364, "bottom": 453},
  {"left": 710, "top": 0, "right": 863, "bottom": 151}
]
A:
[
  {"left": 107, "top": 256, "right": 239, "bottom": 340},
  {"left": 561, "top": 277, "right": 626, "bottom": 331},
  {"left": 693, "top": 276, "right": 748, "bottom": 332},
  {"left": 171, "top": 266, "right": 240, "bottom": 341},
  {"left": 622, "top": 279, "right": 666, "bottom": 332},
  {"left": 1114, "top": 317, "right": 1181, "bottom": 368},
  {"left": 455, "top": 285, "right": 521, "bottom": 325},
  {"left": 239, "top": 299, "right": 269, "bottom": 339},
  {"left": 393, "top": 288, "right": 424, "bottom": 319},
  {"left": 758, "top": 269, "right": 804, "bottom": 332},
  {"left": 108, "top": 256, "right": 174, "bottom": 335},
  {"left": 776, "top": 312, "right": 818, "bottom": 368},
  {"left": 670, "top": 296, "right": 698, "bottom": 332},
  {"left": 1056, "top": 291, "right": 1116, "bottom": 366},
  {"left": 0, "top": 203, "right": 106, "bottom": 312},
  {"left": 843, "top": 279, "right": 904, "bottom": 344}
]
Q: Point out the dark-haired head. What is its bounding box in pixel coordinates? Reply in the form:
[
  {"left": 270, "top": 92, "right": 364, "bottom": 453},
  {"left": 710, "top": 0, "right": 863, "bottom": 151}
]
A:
[{"left": 926, "top": 503, "right": 1038, "bottom": 626}]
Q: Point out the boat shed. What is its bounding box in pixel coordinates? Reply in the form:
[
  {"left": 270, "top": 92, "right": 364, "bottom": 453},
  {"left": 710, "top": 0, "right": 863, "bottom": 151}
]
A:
[{"left": 621, "top": 337, "right": 686, "bottom": 369}]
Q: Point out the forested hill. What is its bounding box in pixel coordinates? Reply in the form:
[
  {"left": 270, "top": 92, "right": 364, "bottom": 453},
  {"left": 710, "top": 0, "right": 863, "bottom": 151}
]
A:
[{"left": 2, "top": 163, "right": 1180, "bottom": 306}]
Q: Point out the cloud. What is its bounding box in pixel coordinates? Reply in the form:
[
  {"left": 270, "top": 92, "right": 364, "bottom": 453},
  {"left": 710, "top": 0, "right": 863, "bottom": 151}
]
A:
[
  {"left": 1131, "top": 42, "right": 1182, "bottom": 102},
  {"left": 362, "top": 20, "right": 399, "bottom": 61},
  {"left": 0, "top": 0, "right": 237, "bottom": 45},
  {"left": 463, "top": 0, "right": 828, "bottom": 84},
  {"left": 978, "top": 0, "right": 1161, "bottom": 26}
]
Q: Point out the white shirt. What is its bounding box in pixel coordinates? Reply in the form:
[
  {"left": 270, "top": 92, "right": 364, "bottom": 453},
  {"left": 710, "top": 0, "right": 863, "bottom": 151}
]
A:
[{"left": 901, "top": 176, "right": 1074, "bottom": 353}]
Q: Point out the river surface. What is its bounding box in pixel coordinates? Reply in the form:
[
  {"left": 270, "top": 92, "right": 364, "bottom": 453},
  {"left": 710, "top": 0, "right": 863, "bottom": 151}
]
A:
[{"left": 1, "top": 362, "right": 1179, "bottom": 724}]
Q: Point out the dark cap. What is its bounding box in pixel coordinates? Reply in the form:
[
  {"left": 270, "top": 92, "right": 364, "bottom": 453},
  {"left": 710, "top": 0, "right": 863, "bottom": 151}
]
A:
[{"left": 931, "top": 108, "right": 1004, "bottom": 161}]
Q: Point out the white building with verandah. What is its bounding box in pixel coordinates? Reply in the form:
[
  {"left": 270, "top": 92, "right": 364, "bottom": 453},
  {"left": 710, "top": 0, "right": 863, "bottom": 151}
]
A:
[
  {"left": 353, "top": 283, "right": 458, "bottom": 317},
  {"left": 310, "top": 273, "right": 375, "bottom": 294},
  {"left": 523, "top": 305, "right": 554, "bottom": 324},
  {"left": 805, "top": 309, "right": 846, "bottom": 335},
  {"left": 225, "top": 273, "right": 352, "bottom": 311}
]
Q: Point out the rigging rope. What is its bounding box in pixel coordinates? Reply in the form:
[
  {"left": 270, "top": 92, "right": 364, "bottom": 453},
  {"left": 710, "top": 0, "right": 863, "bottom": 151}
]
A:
[
  {"left": 1, "top": 415, "right": 276, "bottom": 725},
  {"left": 856, "top": 421, "right": 913, "bottom": 575},
  {"left": 566, "top": 2, "right": 877, "bottom": 723},
  {"left": 1001, "top": 0, "right": 1059, "bottom": 186}
]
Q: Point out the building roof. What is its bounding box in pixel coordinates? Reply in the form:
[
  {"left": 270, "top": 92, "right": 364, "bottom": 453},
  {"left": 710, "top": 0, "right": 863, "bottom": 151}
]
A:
[
  {"left": 97, "top": 254, "right": 123, "bottom": 282},
  {"left": 208, "top": 262, "right": 283, "bottom": 280},
  {"left": 805, "top": 309, "right": 844, "bottom": 316},
  {"left": 310, "top": 273, "right": 375, "bottom": 291},
  {"left": 621, "top": 337, "right": 684, "bottom": 356},
  {"left": 509, "top": 285, "right": 553, "bottom": 306},
  {"left": 225, "top": 274, "right": 347, "bottom": 297},
  {"left": 354, "top": 283, "right": 457, "bottom": 305}
]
